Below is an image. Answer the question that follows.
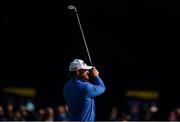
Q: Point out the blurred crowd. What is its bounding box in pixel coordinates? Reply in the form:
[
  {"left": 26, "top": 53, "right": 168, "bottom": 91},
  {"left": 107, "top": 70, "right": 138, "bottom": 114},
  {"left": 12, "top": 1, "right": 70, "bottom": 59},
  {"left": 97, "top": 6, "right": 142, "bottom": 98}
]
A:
[
  {"left": 0, "top": 102, "right": 180, "bottom": 121},
  {"left": 109, "top": 105, "right": 180, "bottom": 121},
  {"left": 0, "top": 97, "right": 180, "bottom": 121},
  {"left": 0, "top": 102, "right": 68, "bottom": 121}
]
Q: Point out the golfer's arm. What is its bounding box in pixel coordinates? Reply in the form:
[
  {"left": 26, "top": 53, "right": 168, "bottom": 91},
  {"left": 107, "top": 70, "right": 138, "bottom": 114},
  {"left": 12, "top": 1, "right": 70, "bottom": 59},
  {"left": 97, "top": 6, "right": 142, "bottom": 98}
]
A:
[
  {"left": 85, "top": 76, "right": 106, "bottom": 97},
  {"left": 94, "top": 76, "right": 105, "bottom": 86}
]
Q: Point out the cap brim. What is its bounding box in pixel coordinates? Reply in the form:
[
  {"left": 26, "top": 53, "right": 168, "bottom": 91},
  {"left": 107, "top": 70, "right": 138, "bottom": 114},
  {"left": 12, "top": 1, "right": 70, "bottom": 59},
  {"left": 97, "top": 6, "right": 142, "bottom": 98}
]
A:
[{"left": 81, "top": 66, "right": 93, "bottom": 70}]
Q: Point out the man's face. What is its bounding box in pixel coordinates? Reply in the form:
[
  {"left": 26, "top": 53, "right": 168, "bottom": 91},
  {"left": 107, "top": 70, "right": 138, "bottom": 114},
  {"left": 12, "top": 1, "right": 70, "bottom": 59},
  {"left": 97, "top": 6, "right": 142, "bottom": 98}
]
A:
[{"left": 77, "top": 69, "right": 89, "bottom": 80}]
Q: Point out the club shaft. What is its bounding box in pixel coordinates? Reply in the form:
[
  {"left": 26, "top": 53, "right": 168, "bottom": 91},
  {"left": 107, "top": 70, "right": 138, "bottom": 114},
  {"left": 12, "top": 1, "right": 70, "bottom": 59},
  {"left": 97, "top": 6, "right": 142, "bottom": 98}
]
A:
[{"left": 74, "top": 10, "right": 93, "bottom": 66}]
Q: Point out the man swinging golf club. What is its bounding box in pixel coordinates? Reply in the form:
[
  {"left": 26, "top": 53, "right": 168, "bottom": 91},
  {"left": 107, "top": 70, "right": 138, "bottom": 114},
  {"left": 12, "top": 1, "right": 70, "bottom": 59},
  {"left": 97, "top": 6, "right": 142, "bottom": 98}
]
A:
[
  {"left": 63, "top": 59, "right": 106, "bottom": 121},
  {"left": 64, "top": 5, "right": 106, "bottom": 121}
]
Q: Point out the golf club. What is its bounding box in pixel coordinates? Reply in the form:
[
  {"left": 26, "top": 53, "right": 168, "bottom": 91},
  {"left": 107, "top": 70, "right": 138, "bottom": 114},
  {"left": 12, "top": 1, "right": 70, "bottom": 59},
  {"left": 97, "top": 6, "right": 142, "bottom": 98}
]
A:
[{"left": 68, "top": 5, "right": 93, "bottom": 66}]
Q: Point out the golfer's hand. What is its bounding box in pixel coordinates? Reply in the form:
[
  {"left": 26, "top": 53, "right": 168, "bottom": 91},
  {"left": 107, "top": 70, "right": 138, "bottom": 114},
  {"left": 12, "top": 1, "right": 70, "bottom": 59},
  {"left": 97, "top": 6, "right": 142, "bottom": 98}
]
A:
[{"left": 90, "top": 67, "right": 99, "bottom": 77}]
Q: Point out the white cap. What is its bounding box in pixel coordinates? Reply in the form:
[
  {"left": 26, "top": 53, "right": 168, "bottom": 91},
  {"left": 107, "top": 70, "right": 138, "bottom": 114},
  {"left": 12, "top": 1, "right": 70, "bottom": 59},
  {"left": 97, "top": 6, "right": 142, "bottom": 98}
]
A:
[{"left": 69, "top": 59, "right": 93, "bottom": 71}]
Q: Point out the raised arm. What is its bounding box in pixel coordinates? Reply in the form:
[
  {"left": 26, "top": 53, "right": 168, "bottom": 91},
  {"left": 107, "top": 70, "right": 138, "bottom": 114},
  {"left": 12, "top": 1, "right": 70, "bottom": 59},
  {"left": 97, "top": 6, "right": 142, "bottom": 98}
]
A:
[{"left": 84, "top": 67, "right": 106, "bottom": 98}]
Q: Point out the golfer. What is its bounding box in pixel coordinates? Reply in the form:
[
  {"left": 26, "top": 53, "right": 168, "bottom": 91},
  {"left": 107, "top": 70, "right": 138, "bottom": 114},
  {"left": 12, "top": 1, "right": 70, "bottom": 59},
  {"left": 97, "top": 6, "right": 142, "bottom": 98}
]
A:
[{"left": 63, "top": 59, "right": 106, "bottom": 121}]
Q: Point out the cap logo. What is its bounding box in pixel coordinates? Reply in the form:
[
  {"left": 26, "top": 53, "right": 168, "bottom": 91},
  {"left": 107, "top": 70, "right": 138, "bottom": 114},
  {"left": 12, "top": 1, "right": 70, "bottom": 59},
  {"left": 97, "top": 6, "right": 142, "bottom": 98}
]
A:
[{"left": 82, "top": 62, "right": 86, "bottom": 66}]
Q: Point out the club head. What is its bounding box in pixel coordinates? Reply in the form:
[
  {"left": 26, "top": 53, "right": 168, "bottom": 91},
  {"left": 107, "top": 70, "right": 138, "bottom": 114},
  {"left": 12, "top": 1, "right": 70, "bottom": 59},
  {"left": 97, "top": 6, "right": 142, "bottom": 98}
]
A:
[
  {"left": 68, "top": 5, "right": 78, "bottom": 12},
  {"left": 68, "top": 5, "right": 76, "bottom": 10}
]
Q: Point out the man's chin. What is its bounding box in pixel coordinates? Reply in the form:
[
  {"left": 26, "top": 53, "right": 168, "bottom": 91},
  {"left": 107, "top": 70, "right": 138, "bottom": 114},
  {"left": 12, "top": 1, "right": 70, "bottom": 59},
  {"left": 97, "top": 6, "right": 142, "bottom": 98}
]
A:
[{"left": 84, "top": 77, "right": 89, "bottom": 81}]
